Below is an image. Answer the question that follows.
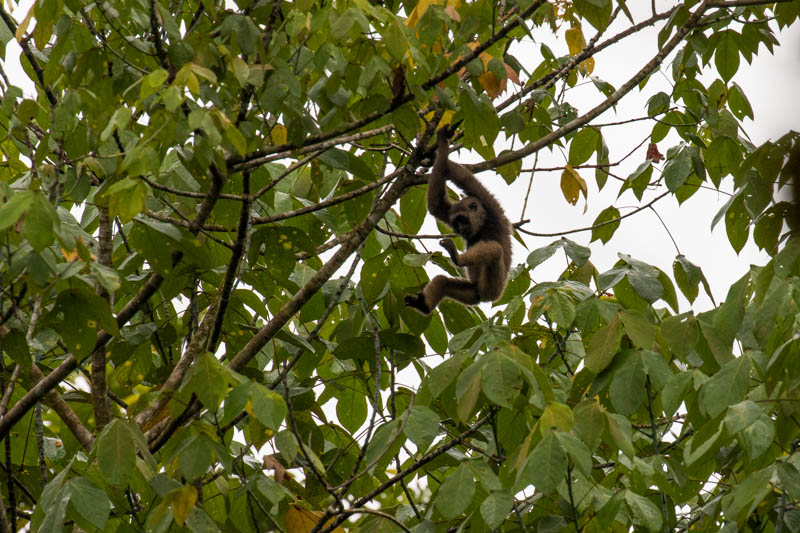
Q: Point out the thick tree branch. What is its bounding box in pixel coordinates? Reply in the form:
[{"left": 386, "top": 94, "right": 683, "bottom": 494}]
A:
[
  {"left": 92, "top": 207, "right": 114, "bottom": 430},
  {"left": 208, "top": 171, "right": 251, "bottom": 351},
  {"left": 30, "top": 365, "right": 93, "bottom": 450},
  {"left": 134, "top": 294, "right": 221, "bottom": 430}
]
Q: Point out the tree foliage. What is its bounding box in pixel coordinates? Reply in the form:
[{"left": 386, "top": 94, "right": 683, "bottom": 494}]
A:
[{"left": 0, "top": 0, "right": 799, "bottom": 531}]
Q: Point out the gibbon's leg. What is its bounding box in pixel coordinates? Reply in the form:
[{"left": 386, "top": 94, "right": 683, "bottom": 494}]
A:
[
  {"left": 424, "top": 275, "right": 480, "bottom": 309},
  {"left": 405, "top": 275, "right": 481, "bottom": 314},
  {"left": 440, "top": 240, "right": 506, "bottom": 302}
]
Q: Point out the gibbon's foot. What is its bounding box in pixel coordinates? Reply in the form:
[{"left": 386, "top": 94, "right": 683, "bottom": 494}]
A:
[
  {"left": 404, "top": 293, "right": 431, "bottom": 315},
  {"left": 440, "top": 238, "right": 458, "bottom": 263}
]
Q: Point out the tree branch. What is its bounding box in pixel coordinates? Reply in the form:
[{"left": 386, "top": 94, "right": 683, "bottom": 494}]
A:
[
  {"left": 30, "top": 365, "right": 93, "bottom": 450},
  {"left": 92, "top": 207, "right": 113, "bottom": 430}
]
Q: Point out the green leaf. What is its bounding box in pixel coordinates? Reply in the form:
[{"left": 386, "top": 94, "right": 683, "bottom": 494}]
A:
[
  {"left": 605, "top": 412, "right": 634, "bottom": 458},
  {"left": 2, "top": 329, "right": 30, "bottom": 368},
  {"left": 609, "top": 351, "right": 646, "bottom": 416},
  {"left": 23, "top": 194, "right": 58, "bottom": 251},
  {"left": 436, "top": 464, "right": 475, "bottom": 519},
  {"left": 754, "top": 209, "right": 782, "bottom": 254},
  {"left": 591, "top": 206, "right": 621, "bottom": 244},
  {"left": 540, "top": 401, "right": 574, "bottom": 433},
  {"left": 337, "top": 376, "right": 368, "bottom": 433},
  {"left": 384, "top": 21, "right": 409, "bottom": 61},
  {"left": 660, "top": 370, "right": 693, "bottom": 416},
  {"left": 673, "top": 254, "right": 713, "bottom": 305},
  {"left": 0, "top": 190, "right": 34, "bottom": 231},
  {"left": 619, "top": 310, "right": 656, "bottom": 350},
  {"left": 656, "top": 268, "right": 680, "bottom": 313},
  {"left": 562, "top": 238, "right": 591, "bottom": 266},
  {"left": 573, "top": 399, "right": 605, "bottom": 451},
  {"left": 455, "top": 361, "right": 482, "bottom": 423},
  {"left": 546, "top": 290, "right": 575, "bottom": 330},
  {"left": 778, "top": 461, "right": 800, "bottom": 500},
  {"left": 715, "top": 30, "right": 740, "bottom": 82},
  {"left": 68, "top": 477, "right": 110, "bottom": 530},
  {"left": 573, "top": 0, "right": 612, "bottom": 31},
  {"left": 713, "top": 273, "right": 747, "bottom": 345},
  {"left": 364, "top": 419, "right": 403, "bottom": 472},
  {"left": 597, "top": 490, "right": 625, "bottom": 530},
  {"left": 249, "top": 383, "right": 287, "bottom": 430},
  {"left": 103, "top": 177, "right": 150, "bottom": 223},
  {"left": 699, "top": 355, "right": 750, "bottom": 418},
  {"left": 624, "top": 490, "right": 663, "bottom": 533},
  {"left": 662, "top": 148, "right": 692, "bottom": 191},
  {"left": 186, "top": 352, "right": 229, "bottom": 409},
  {"left": 404, "top": 405, "right": 439, "bottom": 452},
  {"left": 480, "top": 490, "right": 513, "bottom": 530},
  {"left": 527, "top": 242, "right": 560, "bottom": 269},
  {"left": 626, "top": 270, "right": 663, "bottom": 303},
  {"left": 426, "top": 351, "right": 466, "bottom": 398},
  {"left": 721, "top": 468, "right": 772, "bottom": 524},
  {"left": 100, "top": 106, "right": 132, "bottom": 142},
  {"left": 275, "top": 430, "right": 299, "bottom": 464},
  {"left": 140, "top": 68, "right": 170, "bottom": 100},
  {"left": 585, "top": 314, "right": 622, "bottom": 373},
  {"left": 49, "top": 288, "right": 118, "bottom": 357},
  {"left": 96, "top": 419, "right": 136, "bottom": 488},
  {"left": 186, "top": 507, "right": 222, "bottom": 533},
  {"left": 724, "top": 400, "right": 762, "bottom": 434},
  {"left": 705, "top": 136, "right": 740, "bottom": 185},
  {"left": 555, "top": 431, "right": 592, "bottom": 476},
  {"left": 738, "top": 415, "right": 774, "bottom": 460},
  {"left": 728, "top": 82, "right": 753, "bottom": 120},
  {"left": 568, "top": 127, "right": 600, "bottom": 166},
  {"left": 519, "top": 430, "right": 566, "bottom": 494}
]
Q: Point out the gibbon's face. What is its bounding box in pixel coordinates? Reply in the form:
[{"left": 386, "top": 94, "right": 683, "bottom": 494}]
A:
[{"left": 449, "top": 196, "right": 486, "bottom": 239}]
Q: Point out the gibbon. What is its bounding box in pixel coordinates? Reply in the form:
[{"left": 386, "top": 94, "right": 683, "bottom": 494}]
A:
[{"left": 404, "top": 131, "right": 512, "bottom": 314}]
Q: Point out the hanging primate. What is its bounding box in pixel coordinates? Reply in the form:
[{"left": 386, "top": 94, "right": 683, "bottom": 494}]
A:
[{"left": 404, "top": 131, "right": 512, "bottom": 314}]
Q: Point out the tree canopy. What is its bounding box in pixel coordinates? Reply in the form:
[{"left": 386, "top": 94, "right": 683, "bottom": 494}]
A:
[{"left": 0, "top": 0, "right": 799, "bottom": 531}]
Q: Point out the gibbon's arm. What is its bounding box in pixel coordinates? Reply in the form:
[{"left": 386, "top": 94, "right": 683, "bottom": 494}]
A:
[
  {"left": 435, "top": 134, "right": 505, "bottom": 218},
  {"left": 427, "top": 135, "right": 454, "bottom": 223}
]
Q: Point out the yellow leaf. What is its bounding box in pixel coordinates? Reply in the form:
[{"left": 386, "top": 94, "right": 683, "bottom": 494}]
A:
[
  {"left": 187, "top": 72, "right": 200, "bottom": 95},
  {"left": 579, "top": 57, "right": 595, "bottom": 76},
  {"left": 15, "top": 3, "right": 35, "bottom": 42},
  {"left": 560, "top": 165, "right": 588, "bottom": 207},
  {"left": 423, "top": 109, "right": 455, "bottom": 127},
  {"left": 285, "top": 504, "right": 346, "bottom": 533},
  {"left": 61, "top": 248, "right": 79, "bottom": 262},
  {"left": 271, "top": 124, "right": 288, "bottom": 145},
  {"left": 406, "top": 0, "right": 440, "bottom": 28},
  {"left": 478, "top": 71, "right": 505, "bottom": 99},
  {"left": 565, "top": 26, "right": 586, "bottom": 57},
  {"left": 165, "top": 485, "right": 197, "bottom": 526}
]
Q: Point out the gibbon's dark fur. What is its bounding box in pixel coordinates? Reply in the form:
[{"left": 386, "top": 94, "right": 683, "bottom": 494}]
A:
[{"left": 404, "top": 131, "right": 512, "bottom": 314}]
